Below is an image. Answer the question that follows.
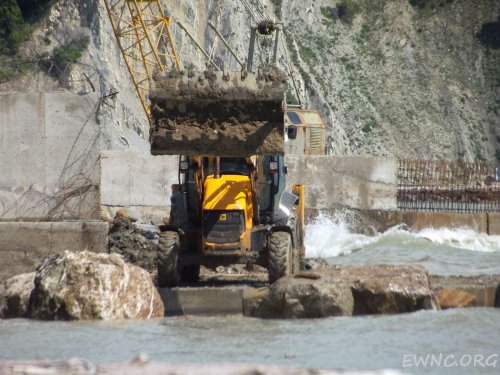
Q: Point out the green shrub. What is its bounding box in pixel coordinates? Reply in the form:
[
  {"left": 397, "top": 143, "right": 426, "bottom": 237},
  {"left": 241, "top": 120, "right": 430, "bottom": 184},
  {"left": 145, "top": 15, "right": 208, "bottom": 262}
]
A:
[
  {"left": 17, "top": 0, "right": 57, "bottom": 21},
  {"left": 338, "top": 0, "right": 360, "bottom": 24},
  {"left": 42, "top": 36, "right": 89, "bottom": 77},
  {"left": 0, "top": 0, "right": 30, "bottom": 55},
  {"left": 320, "top": 6, "right": 335, "bottom": 20},
  {"left": 53, "top": 36, "right": 89, "bottom": 65},
  {"left": 0, "top": 67, "right": 15, "bottom": 82},
  {"left": 362, "top": 122, "right": 374, "bottom": 133}
]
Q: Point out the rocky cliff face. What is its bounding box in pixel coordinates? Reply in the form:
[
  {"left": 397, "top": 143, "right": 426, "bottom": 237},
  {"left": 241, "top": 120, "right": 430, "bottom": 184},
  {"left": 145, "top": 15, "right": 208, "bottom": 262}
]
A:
[
  {"left": 278, "top": 0, "right": 499, "bottom": 161},
  {"left": 2, "top": 0, "right": 498, "bottom": 161}
]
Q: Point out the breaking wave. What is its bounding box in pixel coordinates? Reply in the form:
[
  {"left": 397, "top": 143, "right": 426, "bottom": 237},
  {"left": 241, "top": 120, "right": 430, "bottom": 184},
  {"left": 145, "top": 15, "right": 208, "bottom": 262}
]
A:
[{"left": 304, "top": 212, "right": 500, "bottom": 259}]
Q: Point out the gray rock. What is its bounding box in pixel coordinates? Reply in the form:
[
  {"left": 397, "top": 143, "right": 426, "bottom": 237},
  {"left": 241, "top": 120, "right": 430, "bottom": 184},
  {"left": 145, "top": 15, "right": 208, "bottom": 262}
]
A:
[
  {"left": 246, "top": 274, "right": 354, "bottom": 319},
  {"left": 108, "top": 217, "right": 158, "bottom": 272},
  {"left": 0, "top": 272, "right": 35, "bottom": 319},
  {"left": 244, "top": 265, "right": 438, "bottom": 318},
  {"left": 28, "top": 251, "right": 164, "bottom": 320},
  {"left": 345, "top": 265, "right": 439, "bottom": 314}
]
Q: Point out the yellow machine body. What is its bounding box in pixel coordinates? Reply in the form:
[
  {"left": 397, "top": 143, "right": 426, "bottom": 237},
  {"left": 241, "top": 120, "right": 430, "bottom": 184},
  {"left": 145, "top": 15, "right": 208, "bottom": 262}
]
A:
[{"left": 202, "top": 174, "right": 254, "bottom": 253}]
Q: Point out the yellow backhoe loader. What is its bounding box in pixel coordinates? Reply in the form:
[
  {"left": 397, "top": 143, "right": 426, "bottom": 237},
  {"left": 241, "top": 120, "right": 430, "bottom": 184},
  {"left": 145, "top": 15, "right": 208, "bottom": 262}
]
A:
[{"left": 104, "top": 1, "right": 307, "bottom": 285}]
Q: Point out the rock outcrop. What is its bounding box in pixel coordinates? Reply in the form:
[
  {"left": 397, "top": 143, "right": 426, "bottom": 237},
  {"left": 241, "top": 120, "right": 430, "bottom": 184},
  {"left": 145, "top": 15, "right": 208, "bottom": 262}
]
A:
[
  {"left": 29, "top": 251, "right": 164, "bottom": 320},
  {"left": 108, "top": 217, "right": 158, "bottom": 274},
  {"left": 244, "top": 264, "right": 438, "bottom": 318},
  {"left": 0, "top": 272, "right": 35, "bottom": 318}
]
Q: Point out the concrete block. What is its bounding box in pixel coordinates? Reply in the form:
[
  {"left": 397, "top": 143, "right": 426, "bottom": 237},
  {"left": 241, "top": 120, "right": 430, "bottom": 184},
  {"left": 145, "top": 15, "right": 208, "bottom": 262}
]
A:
[
  {"left": 0, "top": 92, "right": 101, "bottom": 220},
  {"left": 100, "top": 150, "right": 177, "bottom": 209},
  {"left": 0, "top": 221, "right": 109, "bottom": 282},
  {"left": 399, "top": 211, "right": 488, "bottom": 233},
  {"left": 488, "top": 213, "right": 500, "bottom": 235},
  {"left": 158, "top": 286, "right": 245, "bottom": 316},
  {"left": 286, "top": 156, "right": 398, "bottom": 211}
]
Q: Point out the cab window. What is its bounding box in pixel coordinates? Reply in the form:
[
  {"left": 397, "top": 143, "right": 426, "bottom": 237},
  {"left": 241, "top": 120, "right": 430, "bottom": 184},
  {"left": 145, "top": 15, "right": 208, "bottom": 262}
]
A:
[{"left": 286, "top": 111, "right": 302, "bottom": 124}]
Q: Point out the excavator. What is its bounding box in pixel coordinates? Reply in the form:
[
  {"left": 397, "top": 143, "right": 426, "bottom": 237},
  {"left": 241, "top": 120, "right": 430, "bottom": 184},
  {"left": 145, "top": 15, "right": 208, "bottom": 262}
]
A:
[{"left": 104, "top": 0, "right": 313, "bottom": 285}]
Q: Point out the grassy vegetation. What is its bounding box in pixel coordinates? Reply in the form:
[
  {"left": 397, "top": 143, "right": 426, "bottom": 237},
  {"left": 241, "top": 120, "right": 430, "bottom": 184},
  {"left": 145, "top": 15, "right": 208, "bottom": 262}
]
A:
[
  {"left": 0, "top": 0, "right": 86, "bottom": 83},
  {"left": 41, "top": 36, "right": 90, "bottom": 77},
  {"left": 320, "top": 6, "right": 335, "bottom": 21},
  {"left": 0, "top": 60, "right": 36, "bottom": 83},
  {"left": 0, "top": 0, "right": 31, "bottom": 55}
]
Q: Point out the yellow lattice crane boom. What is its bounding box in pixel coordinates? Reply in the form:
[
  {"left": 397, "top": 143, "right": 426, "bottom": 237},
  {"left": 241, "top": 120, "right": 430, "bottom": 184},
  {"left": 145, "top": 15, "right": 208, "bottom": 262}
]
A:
[{"left": 103, "top": 0, "right": 182, "bottom": 121}]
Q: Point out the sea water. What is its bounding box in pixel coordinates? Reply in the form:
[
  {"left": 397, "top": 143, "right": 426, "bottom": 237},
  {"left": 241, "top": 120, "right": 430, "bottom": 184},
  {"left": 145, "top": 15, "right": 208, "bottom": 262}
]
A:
[{"left": 1, "top": 213, "right": 500, "bottom": 375}]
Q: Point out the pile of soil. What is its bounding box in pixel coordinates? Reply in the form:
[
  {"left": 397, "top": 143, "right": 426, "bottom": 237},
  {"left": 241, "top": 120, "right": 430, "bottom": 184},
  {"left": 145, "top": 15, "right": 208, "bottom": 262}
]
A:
[
  {"left": 108, "top": 218, "right": 158, "bottom": 275},
  {"left": 151, "top": 100, "right": 284, "bottom": 156},
  {"left": 150, "top": 66, "right": 287, "bottom": 156}
]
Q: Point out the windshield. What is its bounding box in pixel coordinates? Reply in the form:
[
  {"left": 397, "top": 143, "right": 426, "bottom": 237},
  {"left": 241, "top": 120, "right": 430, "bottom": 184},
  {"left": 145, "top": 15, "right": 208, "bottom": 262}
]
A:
[{"left": 203, "top": 157, "right": 251, "bottom": 176}]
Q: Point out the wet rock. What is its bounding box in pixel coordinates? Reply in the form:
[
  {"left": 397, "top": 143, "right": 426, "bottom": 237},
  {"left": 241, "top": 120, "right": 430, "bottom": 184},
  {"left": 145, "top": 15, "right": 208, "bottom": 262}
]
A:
[
  {"left": 348, "top": 265, "right": 438, "bottom": 314},
  {"left": 244, "top": 265, "right": 437, "bottom": 318},
  {"left": 0, "top": 272, "right": 35, "bottom": 318},
  {"left": 28, "top": 251, "right": 164, "bottom": 320},
  {"left": 245, "top": 273, "right": 354, "bottom": 319},
  {"left": 108, "top": 217, "right": 158, "bottom": 273},
  {"left": 436, "top": 288, "right": 476, "bottom": 309}
]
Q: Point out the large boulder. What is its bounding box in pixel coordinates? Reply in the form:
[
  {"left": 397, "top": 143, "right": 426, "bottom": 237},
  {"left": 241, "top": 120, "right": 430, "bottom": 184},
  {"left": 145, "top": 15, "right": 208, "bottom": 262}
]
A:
[
  {"left": 246, "top": 274, "right": 354, "bottom": 319},
  {"left": 0, "top": 272, "right": 35, "bottom": 318},
  {"left": 29, "top": 251, "right": 164, "bottom": 320},
  {"left": 345, "top": 265, "right": 439, "bottom": 314},
  {"left": 244, "top": 265, "right": 438, "bottom": 318}
]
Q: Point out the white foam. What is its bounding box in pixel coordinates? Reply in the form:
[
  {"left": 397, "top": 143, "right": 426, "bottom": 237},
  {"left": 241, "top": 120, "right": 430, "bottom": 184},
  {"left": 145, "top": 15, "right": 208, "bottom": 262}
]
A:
[
  {"left": 304, "top": 212, "right": 500, "bottom": 258},
  {"left": 415, "top": 227, "right": 500, "bottom": 253},
  {"left": 304, "top": 213, "right": 374, "bottom": 258}
]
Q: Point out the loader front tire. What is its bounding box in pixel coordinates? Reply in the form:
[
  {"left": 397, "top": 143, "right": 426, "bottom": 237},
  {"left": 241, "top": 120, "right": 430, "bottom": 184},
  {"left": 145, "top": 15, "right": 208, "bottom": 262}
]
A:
[
  {"left": 268, "top": 231, "right": 293, "bottom": 284},
  {"left": 157, "top": 231, "right": 181, "bottom": 287}
]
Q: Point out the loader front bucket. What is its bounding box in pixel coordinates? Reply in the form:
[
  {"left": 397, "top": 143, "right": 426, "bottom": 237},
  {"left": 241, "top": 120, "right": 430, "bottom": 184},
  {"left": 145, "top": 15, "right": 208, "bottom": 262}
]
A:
[{"left": 149, "top": 66, "right": 287, "bottom": 156}]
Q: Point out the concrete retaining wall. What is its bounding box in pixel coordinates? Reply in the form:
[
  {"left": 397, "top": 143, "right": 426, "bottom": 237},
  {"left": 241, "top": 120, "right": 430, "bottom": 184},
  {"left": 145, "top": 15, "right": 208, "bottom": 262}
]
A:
[
  {"left": 0, "top": 92, "right": 101, "bottom": 220},
  {"left": 0, "top": 221, "right": 108, "bottom": 281},
  {"left": 285, "top": 156, "right": 398, "bottom": 211},
  {"left": 100, "top": 150, "right": 178, "bottom": 222}
]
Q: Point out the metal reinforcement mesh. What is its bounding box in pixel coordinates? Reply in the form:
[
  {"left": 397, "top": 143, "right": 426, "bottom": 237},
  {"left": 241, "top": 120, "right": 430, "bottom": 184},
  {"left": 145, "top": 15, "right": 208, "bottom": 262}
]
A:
[{"left": 397, "top": 160, "right": 500, "bottom": 213}]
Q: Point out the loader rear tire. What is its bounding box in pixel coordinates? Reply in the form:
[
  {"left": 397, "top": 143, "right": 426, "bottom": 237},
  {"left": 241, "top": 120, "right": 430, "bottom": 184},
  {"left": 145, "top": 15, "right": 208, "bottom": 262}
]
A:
[
  {"left": 157, "top": 231, "right": 181, "bottom": 287},
  {"left": 268, "top": 231, "right": 293, "bottom": 284}
]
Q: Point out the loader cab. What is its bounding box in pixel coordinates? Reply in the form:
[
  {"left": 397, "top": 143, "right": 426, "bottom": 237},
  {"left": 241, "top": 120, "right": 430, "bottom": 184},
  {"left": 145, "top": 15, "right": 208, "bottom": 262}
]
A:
[
  {"left": 179, "top": 155, "right": 287, "bottom": 228},
  {"left": 255, "top": 155, "right": 286, "bottom": 224},
  {"left": 202, "top": 157, "right": 252, "bottom": 176},
  {"left": 285, "top": 109, "right": 326, "bottom": 156}
]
